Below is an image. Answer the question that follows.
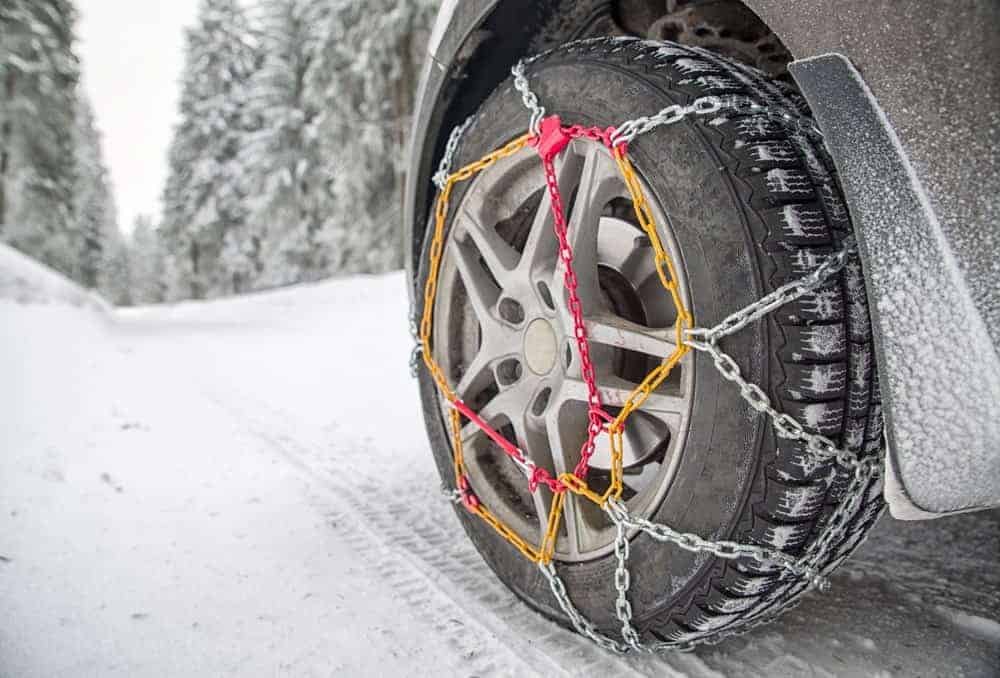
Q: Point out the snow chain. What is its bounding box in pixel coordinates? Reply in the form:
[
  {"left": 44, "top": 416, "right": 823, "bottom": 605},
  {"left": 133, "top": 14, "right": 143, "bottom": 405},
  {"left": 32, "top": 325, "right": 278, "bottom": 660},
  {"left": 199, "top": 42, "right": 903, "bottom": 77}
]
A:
[{"left": 414, "top": 56, "right": 884, "bottom": 653}]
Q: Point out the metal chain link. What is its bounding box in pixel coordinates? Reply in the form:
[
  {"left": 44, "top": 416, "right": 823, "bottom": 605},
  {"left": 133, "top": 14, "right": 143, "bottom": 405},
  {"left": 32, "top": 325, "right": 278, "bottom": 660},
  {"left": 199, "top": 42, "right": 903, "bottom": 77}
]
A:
[
  {"left": 610, "top": 96, "right": 723, "bottom": 146},
  {"left": 413, "top": 116, "right": 475, "bottom": 378},
  {"left": 512, "top": 60, "right": 546, "bottom": 136},
  {"left": 425, "top": 58, "right": 884, "bottom": 654},
  {"left": 539, "top": 562, "right": 630, "bottom": 654},
  {"left": 606, "top": 499, "right": 815, "bottom": 579},
  {"left": 685, "top": 240, "right": 854, "bottom": 345},
  {"left": 540, "top": 152, "right": 611, "bottom": 477},
  {"left": 432, "top": 116, "right": 473, "bottom": 190},
  {"left": 537, "top": 236, "right": 877, "bottom": 652},
  {"left": 441, "top": 486, "right": 463, "bottom": 504},
  {"left": 684, "top": 335, "right": 857, "bottom": 468},
  {"left": 608, "top": 503, "right": 643, "bottom": 650},
  {"left": 408, "top": 306, "right": 423, "bottom": 378}
]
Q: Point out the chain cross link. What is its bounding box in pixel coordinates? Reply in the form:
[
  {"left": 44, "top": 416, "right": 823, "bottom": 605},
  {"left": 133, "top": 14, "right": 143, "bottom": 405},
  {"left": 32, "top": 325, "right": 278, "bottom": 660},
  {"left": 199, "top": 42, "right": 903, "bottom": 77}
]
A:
[
  {"left": 685, "top": 240, "right": 854, "bottom": 345},
  {"left": 432, "top": 116, "right": 473, "bottom": 190},
  {"left": 610, "top": 96, "right": 723, "bottom": 146},
  {"left": 512, "top": 60, "right": 546, "bottom": 136}
]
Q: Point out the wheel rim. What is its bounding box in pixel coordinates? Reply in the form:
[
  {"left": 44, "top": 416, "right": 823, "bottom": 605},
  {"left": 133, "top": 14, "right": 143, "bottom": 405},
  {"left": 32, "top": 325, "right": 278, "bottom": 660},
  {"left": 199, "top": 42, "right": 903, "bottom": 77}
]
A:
[{"left": 433, "top": 137, "right": 694, "bottom": 562}]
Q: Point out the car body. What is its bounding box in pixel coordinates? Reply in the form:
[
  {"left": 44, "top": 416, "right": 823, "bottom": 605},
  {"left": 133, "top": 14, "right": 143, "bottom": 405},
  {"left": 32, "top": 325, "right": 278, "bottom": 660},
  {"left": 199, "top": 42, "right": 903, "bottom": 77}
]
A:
[{"left": 404, "top": 0, "right": 1000, "bottom": 519}]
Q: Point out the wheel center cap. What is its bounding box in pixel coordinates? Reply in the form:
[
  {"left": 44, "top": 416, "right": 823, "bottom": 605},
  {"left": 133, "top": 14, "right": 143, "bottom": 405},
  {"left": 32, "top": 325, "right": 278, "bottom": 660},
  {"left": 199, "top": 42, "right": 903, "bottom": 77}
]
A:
[{"left": 523, "top": 318, "right": 558, "bottom": 375}]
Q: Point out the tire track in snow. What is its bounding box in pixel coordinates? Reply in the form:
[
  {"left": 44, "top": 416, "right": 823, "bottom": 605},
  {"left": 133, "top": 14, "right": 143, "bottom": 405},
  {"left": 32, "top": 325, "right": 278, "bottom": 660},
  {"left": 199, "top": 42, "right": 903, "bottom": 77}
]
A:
[
  {"left": 205, "top": 385, "right": 718, "bottom": 678},
  {"left": 339, "top": 481, "right": 719, "bottom": 678},
  {"left": 203, "top": 387, "right": 572, "bottom": 677}
]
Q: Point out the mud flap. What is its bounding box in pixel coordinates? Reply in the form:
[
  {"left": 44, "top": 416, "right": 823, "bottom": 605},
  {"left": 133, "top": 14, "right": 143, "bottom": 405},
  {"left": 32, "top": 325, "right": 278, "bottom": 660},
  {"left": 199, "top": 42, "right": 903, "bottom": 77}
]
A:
[{"left": 789, "top": 54, "right": 1000, "bottom": 517}]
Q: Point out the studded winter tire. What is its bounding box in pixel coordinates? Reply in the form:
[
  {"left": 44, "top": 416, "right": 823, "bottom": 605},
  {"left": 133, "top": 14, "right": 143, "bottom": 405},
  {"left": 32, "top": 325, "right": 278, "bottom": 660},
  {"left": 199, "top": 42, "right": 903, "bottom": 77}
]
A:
[{"left": 415, "top": 37, "right": 884, "bottom": 645}]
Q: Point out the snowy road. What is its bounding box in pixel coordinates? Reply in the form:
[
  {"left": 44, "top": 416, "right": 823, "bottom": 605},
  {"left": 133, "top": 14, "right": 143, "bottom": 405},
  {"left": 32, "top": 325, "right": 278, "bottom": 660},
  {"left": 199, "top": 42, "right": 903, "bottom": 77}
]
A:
[{"left": 2, "top": 272, "right": 998, "bottom": 677}]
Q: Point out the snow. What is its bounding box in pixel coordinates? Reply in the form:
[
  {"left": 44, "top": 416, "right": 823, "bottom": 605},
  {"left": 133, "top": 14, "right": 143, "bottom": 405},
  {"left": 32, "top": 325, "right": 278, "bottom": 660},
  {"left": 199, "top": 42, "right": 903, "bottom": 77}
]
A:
[
  {"left": 766, "top": 169, "right": 812, "bottom": 195},
  {"left": 2, "top": 268, "right": 998, "bottom": 677},
  {"left": 803, "top": 324, "right": 845, "bottom": 358},
  {"left": 673, "top": 58, "right": 716, "bottom": 76},
  {"left": 749, "top": 142, "right": 795, "bottom": 165},
  {"left": 804, "top": 364, "right": 843, "bottom": 395},
  {"left": 776, "top": 485, "right": 824, "bottom": 521},
  {"left": 0, "top": 243, "right": 108, "bottom": 310}
]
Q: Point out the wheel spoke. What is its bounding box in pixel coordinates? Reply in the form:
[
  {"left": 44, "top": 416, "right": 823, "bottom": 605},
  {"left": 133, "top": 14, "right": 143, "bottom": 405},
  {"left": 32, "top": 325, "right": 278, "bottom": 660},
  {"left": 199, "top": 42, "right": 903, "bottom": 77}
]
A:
[
  {"left": 550, "top": 144, "right": 624, "bottom": 323},
  {"left": 517, "top": 154, "right": 578, "bottom": 280},
  {"left": 506, "top": 394, "right": 560, "bottom": 541},
  {"left": 584, "top": 312, "right": 678, "bottom": 359},
  {"left": 560, "top": 373, "right": 685, "bottom": 423},
  {"left": 460, "top": 377, "right": 535, "bottom": 443},
  {"left": 460, "top": 376, "right": 559, "bottom": 546},
  {"left": 454, "top": 349, "right": 493, "bottom": 403},
  {"left": 565, "top": 143, "right": 614, "bottom": 250},
  {"left": 453, "top": 323, "right": 522, "bottom": 403},
  {"left": 543, "top": 401, "right": 589, "bottom": 556},
  {"left": 451, "top": 237, "right": 501, "bottom": 326},
  {"left": 458, "top": 208, "right": 519, "bottom": 285}
]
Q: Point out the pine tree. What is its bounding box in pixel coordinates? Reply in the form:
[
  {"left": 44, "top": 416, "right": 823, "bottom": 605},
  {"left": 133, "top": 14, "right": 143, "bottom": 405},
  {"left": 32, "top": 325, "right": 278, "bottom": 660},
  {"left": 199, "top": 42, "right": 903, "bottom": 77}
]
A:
[
  {"left": 154, "top": 0, "right": 438, "bottom": 298},
  {"left": 160, "top": 0, "right": 258, "bottom": 300},
  {"left": 128, "top": 214, "right": 165, "bottom": 304},
  {"left": 0, "top": 0, "right": 81, "bottom": 278},
  {"left": 100, "top": 232, "right": 131, "bottom": 305},
  {"left": 241, "top": 0, "right": 332, "bottom": 289},
  {"left": 73, "top": 91, "right": 119, "bottom": 292},
  {"left": 306, "top": 0, "right": 437, "bottom": 275}
]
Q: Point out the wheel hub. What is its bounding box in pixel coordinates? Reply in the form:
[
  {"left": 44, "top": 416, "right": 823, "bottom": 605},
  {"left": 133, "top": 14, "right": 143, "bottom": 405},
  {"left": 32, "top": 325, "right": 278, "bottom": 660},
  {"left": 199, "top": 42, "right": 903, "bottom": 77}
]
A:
[
  {"left": 433, "top": 138, "right": 694, "bottom": 562},
  {"left": 523, "top": 318, "right": 558, "bottom": 375}
]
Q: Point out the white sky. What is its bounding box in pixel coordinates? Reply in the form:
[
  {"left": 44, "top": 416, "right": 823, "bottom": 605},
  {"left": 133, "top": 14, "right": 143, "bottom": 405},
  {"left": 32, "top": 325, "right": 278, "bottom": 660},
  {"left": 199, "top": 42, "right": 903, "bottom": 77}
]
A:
[{"left": 76, "top": 1, "right": 202, "bottom": 236}]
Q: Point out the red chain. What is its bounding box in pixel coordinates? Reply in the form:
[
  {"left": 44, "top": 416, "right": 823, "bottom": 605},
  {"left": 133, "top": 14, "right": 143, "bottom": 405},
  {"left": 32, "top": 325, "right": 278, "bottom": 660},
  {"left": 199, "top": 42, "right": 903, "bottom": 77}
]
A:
[
  {"left": 532, "top": 116, "right": 620, "bottom": 479},
  {"left": 454, "top": 116, "right": 622, "bottom": 496},
  {"left": 452, "top": 398, "right": 564, "bottom": 494}
]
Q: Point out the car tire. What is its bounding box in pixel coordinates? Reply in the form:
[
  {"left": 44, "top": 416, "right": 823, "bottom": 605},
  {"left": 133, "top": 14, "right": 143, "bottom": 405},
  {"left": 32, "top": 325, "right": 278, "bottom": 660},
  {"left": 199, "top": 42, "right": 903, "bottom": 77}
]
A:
[{"left": 415, "top": 37, "right": 884, "bottom": 644}]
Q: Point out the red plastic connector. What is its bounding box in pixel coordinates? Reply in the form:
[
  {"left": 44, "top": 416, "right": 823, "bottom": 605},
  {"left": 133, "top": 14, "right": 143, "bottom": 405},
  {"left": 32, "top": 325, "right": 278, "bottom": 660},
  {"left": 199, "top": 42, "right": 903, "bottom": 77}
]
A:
[
  {"left": 530, "top": 115, "right": 572, "bottom": 162},
  {"left": 458, "top": 475, "right": 480, "bottom": 513}
]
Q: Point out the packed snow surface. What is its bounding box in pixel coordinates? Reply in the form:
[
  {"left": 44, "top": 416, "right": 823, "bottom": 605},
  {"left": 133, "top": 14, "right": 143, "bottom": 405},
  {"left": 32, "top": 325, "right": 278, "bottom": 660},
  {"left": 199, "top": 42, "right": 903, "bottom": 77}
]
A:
[
  {"left": 1, "top": 271, "right": 998, "bottom": 677},
  {"left": 0, "top": 243, "right": 107, "bottom": 310}
]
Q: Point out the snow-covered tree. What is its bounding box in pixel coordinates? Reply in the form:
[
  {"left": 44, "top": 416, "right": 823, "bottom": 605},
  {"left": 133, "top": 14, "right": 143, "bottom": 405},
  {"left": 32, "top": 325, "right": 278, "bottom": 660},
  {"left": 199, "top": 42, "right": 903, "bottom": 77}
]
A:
[
  {"left": 306, "top": 0, "right": 437, "bottom": 275},
  {"left": 240, "top": 0, "right": 332, "bottom": 288},
  {"left": 159, "top": 0, "right": 258, "bottom": 300},
  {"left": 128, "top": 214, "right": 165, "bottom": 304},
  {"left": 0, "top": 0, "right": 81, "bottom": 277},
  {"left": 101, "top": 233, "right": 131, "bottom": 305},
  {"left": 153, "top": 0, "right": 438, "bottom": 300},
  {"left": 73, "top": 91, "right": 120, "bottom": 294},
  {"left": 237, "top": 0, "right": 436, "bottom": 288}
]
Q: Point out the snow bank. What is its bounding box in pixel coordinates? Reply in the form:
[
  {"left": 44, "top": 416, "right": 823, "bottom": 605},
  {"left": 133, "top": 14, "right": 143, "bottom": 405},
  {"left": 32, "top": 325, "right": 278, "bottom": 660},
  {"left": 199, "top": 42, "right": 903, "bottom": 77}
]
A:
[
  {"left": 2, "top": 270, "right": 998, "bottom": 677},
  {"left": 0, "top": 242, "right": 108, "bottom": 310}
]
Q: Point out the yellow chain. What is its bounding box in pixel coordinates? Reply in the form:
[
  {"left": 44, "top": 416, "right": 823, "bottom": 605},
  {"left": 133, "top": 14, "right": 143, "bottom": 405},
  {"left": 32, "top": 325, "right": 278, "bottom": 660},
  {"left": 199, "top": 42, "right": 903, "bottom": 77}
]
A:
[
  {"left": 421, "top": 134, "right": 692, "bottom": 565},
  {"left": 421, "top": 133, "right": 533, "bottom": 401}
]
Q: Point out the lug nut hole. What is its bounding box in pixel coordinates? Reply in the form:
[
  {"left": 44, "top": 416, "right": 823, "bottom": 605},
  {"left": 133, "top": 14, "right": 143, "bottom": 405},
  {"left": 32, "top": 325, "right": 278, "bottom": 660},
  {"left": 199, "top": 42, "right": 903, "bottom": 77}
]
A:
[
  {"left": 531, "top": 387, "right": 552, "bottom": 416},
  {"left": 496, "top": 358, "right": 523, "bottom": 386},
  {"left": 537, "top": 282, "right": 555, "bottom": 311},
  {"left": 498, "top": 297, "right": 525, "bottom": 324}
]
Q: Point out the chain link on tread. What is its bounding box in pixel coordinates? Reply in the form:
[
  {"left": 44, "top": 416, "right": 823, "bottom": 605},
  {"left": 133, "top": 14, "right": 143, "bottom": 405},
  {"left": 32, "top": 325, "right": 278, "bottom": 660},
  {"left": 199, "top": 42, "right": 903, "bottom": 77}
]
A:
[
  {"left": 420, "top": 47, "right": 883, "bottom": 654},
  {"left": 432, "top": 116, "right": 473, "bottom": 190},
  {"left": 512, "top": 60, "right": 546, "bottom": 136}
]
